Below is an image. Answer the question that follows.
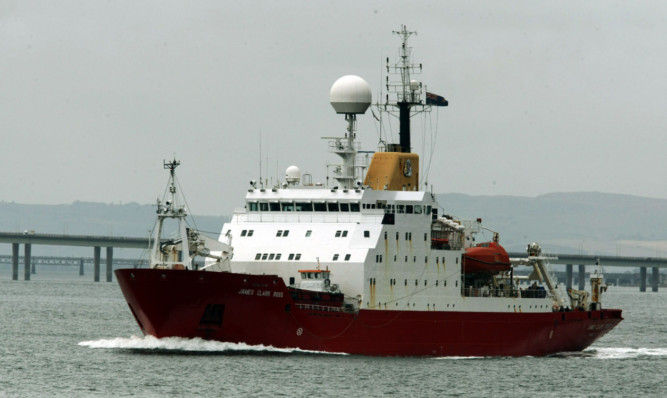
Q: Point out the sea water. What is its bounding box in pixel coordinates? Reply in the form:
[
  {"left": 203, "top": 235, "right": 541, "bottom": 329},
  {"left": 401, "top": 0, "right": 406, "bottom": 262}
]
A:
[{"left": 0, "top": 268, "right": 665, "bottom": 398}]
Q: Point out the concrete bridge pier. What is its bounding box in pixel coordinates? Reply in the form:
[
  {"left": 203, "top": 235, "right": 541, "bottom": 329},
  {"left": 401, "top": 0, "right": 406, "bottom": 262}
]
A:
[
  {"left": 566, "top": 264, "right": 573, "bottom": 290},
  {"left": 24, "top": 243, "right": 31, "bottom": 281},
  {"left": 578, "top": 264, "right": 585, "bottom": 290},
  {"left": 94, "top": 246, "right": 101, "bottom": 282},
  {"left": 106, "top": 247, "right": 113, "bottom": 282},
  {"left": 12, "top": 243, "right": 19, "bottom": 280},
  {"left": 79, "top": 258, "right": 84, "bottom": 276},
  {"left": 639, "top": 266, "right": 647, "bottom": 292},
  {"left": 652, "top": 267, "right": 659, "bottom": 292}
]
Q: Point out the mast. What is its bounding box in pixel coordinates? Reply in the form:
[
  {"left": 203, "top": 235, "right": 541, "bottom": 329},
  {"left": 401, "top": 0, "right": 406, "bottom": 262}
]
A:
[
  {"left": 382, "top": 25, "right": 437, "bottom": 153},
  {"left": 151, "top": 158, "right": 191, "bottom": 269}
]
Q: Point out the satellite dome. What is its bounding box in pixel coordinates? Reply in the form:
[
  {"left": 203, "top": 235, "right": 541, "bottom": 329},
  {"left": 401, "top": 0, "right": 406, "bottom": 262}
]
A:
[
  {"left": 329, "top": 75, "right": 372, "bottom": 114},
  {"left": 285, "top": 165, "right": 301, "bottom": 184}
]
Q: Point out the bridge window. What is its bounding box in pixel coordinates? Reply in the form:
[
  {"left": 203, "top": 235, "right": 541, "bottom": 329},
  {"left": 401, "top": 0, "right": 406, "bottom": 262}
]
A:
[
  {"left": 255, "top": 253, "right": 261, "bottom": 260},
  {"left": 339, "top": 203, "right": 350, "bottom": 212},
  {"left": 241, "top": 230, "right": 247, "bottom": 237},
  {"left": 396, "top": 205, "right": 405, "bottom": 214},
  {"left": 288, "top": 253, "right": 295, "bottom": 260},
  {"left": 333, "top": 254, "right": 339, "bottom": 261},
  {"left": 345, "top": 254, "right": 351, "bottom": 261},
  {"left": 275, "top": 254, "right": 281, "bottom": 260},
  {"left": 247, "top": 230, "right": 254, "bottom": 237},
  {"left": 259, "top": 202, "right": 269, "bottom": 211},
  {"left": 314, "top": 202, "right": 326, "bottom": 212},
  {"left": 281, "top": 202, "right": 295, "bottom": 211},
  {"left": 295, "top": 202, "right": 312, "bottom": 211},
  {"left": 406, "top": 205, "right": 413, "bottom": 214},
  {"left": 295, "top": 254, "right": 301, "bottom": 260},
  {"left": 327, "top": 202, "right": 339, "bottom": 212},
  {"left": 248, "top": 203, "right": 258, "bottom": 211},
  {"left": 269, "top": 254, "right": 275, "bottom": 260},
  {"left": 261, "top": 253, "right": 268, "bottom": 260},
  {"left": 269, "top": 202, "right": 280, "bottom": 212},
  {"left": 350, "top": 202, "right": 360, "bottom": 212},
  {"left": 414, "top": 205, "right": 422, "bottom": 214}
]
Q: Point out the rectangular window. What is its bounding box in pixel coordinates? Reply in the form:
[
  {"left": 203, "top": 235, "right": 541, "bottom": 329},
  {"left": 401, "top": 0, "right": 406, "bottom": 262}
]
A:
[
  {"left": 241, "top": 230, "right": 247, "bottom": 237},
  {"left": 305, "top": 230, "right": 312, "bottom": 237},
  {"left": 261, "top": 253, "right": 268, "bottom": 260},
  {"left": 414, "top": 205, "right": 422, "bottom": 214},
  {"left": 295, "top": 254, "right": 301, "bottom": 260},
  {"left": 342, "top": 231, "right": 348, "bottom": 237},
  {"left": 295, "top": 202, "right": 312, "bottom": 211},
  {"left": 270, "top": 202, "right": 280, "bottom": 212},
  {"left": 350, "top": 202, "right": 360, "bottom": 212},
  {"left": 259, "top": 202, "right": 269, "bottom": 211},
  {"left": 344, "top": 254, "right": 351, "bottom": 261},
  {"left": 333, "top": 254, "right": 339, "bottom": 261},
  {"left": 283, "top": 230, "right": 289, "bottom": 237},
  {"left": 269, "top": 253, "right": 275, "bottom": 260},
  {"left": 339, "top": 203, "right": 350, "bottom": 212},
  {"left": 275, "top": 254, "right": 282, "bottom": 260},
  {"left": 396, "top": 205, "right": 405, "bottom": 213},
  {"left": 247, "top": 230, "right": 254, "bottom": 237},
  {"left": 248, "top": 203, "right": 258, "bottom": 211},
  {"left": 288, "top": 253, "right": 295, "bottom": 260},
  {"left": 335, "top": 230, "right": 342, "bottom": 237},
  {"left": 255, "top": 253, "right": 261, "bottom": 260},
  {"left": 314, "top": 202, "right": 327, "bottom": 212},
  {"left": 327, "top": 202, "right": 339, "bottom": 212},
  {"left": 364, "top": 230, "right": 370, "bottom": 238},
  {"left": 406, "top": 205, "right": 413, "bottom": 214},
  {"left": 281, "top": 202, "right": 294, "bottom": 211},
  {"left": 276, "top": 230, "right": 283, "bottom": 237}
]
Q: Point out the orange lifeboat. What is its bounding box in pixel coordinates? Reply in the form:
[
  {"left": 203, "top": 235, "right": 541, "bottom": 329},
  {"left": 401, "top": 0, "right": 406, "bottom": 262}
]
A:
[{"left": 462, "top": 241, "right": 511, "bottom": 274}]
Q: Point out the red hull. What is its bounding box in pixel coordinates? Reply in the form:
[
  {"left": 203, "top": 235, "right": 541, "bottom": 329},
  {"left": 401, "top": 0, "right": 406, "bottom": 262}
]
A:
[{"left": 115, "top": 268, "right": 622, "bottom": 357}]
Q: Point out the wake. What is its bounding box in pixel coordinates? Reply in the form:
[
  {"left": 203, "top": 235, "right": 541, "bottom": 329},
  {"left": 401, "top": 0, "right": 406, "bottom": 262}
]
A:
[{"left": 78, "top": 335, "right": 343, "bottom": 355}]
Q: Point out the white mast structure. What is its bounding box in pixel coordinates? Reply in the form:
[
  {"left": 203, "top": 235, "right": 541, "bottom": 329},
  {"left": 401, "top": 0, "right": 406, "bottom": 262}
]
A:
[{"left": 326, "top": 75, "right": 372, "bottom": 189}]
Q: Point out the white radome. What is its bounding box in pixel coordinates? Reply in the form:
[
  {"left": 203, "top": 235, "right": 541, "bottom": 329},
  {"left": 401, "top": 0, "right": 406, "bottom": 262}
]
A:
[
  {"left": 329, "top": 75, "right": 372, "bottom": 114},
  {"left": 285, "top": 165, "right": 301, "bottom": 184}
]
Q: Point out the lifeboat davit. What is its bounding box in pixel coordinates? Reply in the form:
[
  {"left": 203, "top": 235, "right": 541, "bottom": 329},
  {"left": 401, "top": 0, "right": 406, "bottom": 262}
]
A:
[{"left": 462, "top": 241, "right": 511, "bottom": 274}]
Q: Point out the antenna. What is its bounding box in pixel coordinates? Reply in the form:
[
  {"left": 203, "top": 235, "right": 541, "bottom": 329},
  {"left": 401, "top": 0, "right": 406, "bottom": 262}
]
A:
[{"left": 259, "top": 130, "right": 264, "bottom": 189}]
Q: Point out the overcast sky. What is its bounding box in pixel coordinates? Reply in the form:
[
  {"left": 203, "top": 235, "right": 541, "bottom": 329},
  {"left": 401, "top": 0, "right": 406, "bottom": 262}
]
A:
[{"left": 1, "top": 1, "right": 665, "bottom": 216}]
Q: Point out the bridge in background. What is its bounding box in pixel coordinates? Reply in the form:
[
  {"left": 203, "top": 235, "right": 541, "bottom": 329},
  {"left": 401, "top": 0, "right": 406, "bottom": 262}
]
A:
[
  {"left": 508, "top": 252, "right": 666, "bottom": 292},
  {"left": 1, "top": 232, "right": 665, "bottom": 290},
  {"left": 0, "top": 232, "right": 152, "bottom": 282}
]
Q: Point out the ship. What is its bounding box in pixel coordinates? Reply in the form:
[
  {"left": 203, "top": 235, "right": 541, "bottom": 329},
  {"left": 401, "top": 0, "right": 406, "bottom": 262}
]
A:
[{"left": 115, "top": 25, "right": 622, "bottom": 357}]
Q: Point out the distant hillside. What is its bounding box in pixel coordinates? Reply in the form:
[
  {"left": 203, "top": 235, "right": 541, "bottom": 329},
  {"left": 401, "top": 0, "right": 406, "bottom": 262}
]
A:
[
  {"left": 1, "top": 192, "right": 666, "bottom": 257},
  {"left": 436, "top": 192, "right": 667, "bottom": 256}
]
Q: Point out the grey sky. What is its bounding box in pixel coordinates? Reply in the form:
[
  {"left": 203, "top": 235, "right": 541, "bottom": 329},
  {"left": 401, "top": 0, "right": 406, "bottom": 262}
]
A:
[{"left": 1, "top": 1, "right": 665, "bottom": 216}]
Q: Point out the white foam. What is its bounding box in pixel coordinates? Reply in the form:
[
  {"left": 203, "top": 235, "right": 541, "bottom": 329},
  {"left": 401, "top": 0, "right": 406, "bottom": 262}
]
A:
[
  {"left": 78, "top": 335, "right": 343, "bottom": 355},
  {"left": 588, "top": 347, "right": 667, "bottom": 359}
]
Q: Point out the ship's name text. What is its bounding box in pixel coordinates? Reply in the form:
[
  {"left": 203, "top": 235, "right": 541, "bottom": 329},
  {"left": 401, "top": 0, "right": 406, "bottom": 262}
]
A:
[{"left": 238, "top": 289, "right": 283, "bottom": 298}]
